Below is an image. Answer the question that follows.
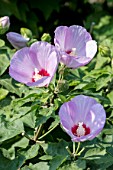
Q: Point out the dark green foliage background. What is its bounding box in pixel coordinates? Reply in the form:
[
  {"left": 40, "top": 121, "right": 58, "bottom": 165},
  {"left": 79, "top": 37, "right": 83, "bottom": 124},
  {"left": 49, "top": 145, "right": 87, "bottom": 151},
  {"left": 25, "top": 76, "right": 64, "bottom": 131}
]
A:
[{"left": 1, "top": 0, "right": 113, "bottom": 169}]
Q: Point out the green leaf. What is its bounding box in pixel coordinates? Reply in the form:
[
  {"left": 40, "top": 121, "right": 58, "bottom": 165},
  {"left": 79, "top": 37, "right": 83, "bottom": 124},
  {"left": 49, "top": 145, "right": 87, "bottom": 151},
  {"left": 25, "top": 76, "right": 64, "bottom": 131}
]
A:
[
  {"left": 0, "top": 78, "right": 21, "bottom": 96},
  {"left": 49, "top": 155, "right": 67, "bottom": 170},
  {"left": 48, "top": 116, "right": 60, "bottom": 130},
  {"left": 107, "top": 91, "right": 113, "bottom": 105},
  {"left": 84, "top": 147, "right": 106, "bottom": 159},
  {"left": 0, "top": 147, "right": 15, "bottom": 160},
  {"left": 94, "top": 154, "right": 113, "bottom": 169},
  {"left": 96, "top": 74, "right": 111, "bottom": 91},
  {"left": 39, "top": 155, "right": 52, "bottom": 160},
  {"left": 41, "top": 140, "right": 69, "bottom": 157},
  {"left": 58, "top": 94, "right": 67, "bottom": 103},
  {"left": 35, "top": 106, "right": 55, "bottom": 127},
  {"left": 20, "top": 143, "right": 39, "bottom": 161},
  {"left": 103, "top": 128, "right": 113, "bottom": 135},
  {"left": 54, "top": 98, "right": 62, "bottom": 110},
  {"left": 35, "top": 115, "right": 50, "bottom": 127},
  {"left": 0, "top": 49, "right": 10, "bottom": 76},
  {"left": 58, "top": 159, "right": 86, "bottom": 170},
  {"left": 21, "top": 111, "right": 36, "bottom": 128},
  {"left": 0, "top": 88, "right": 9, "bottom": 101},
  {"left": 58, "top": 80, "right": 69, "bottom": 92},
  {"left": 21, "top": 166, "right": 31, "bottom": 170},
  {"left": 13, "top": 137, "right": 29, "bottom": 149},
  {"left": 0, "top": 151, "right": 25, "bottom": 170},
  {"left": 0, "top": 96, "right": 11, "bottom": 109},
  {"left": 28, "top": 162, "right": 49, "bottom": 170},
  {"left": 11, "top": 106, "right": 31, "bottom": 121},
  {"left": 95, "top": 54, "right": 110, "bottom": 69},
  {"left": 0, "top": 118, "right": 24, "bottom": 143}
]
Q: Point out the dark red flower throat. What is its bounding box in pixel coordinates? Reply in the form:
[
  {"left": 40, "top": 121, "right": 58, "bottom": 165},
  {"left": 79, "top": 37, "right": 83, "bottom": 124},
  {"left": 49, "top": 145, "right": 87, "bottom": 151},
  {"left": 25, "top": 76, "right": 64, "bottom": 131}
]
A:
[
  {"left": 71, "top": 122, "right": 90, "bottom": 137},
  {"left": 32, "top": 68, "right": 50, "bottom": 82}
]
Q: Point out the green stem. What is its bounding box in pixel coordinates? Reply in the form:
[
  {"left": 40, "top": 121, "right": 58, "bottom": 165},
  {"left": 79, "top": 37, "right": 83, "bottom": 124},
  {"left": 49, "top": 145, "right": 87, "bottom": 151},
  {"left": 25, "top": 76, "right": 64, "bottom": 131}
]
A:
[
  {"left": 90, "top": 22, "right": 95, "bottom": 34},
  {"left": 66, "top": 146, "right": 73, "bottom": 156},
  {"left": 34, "top": 124, "right": 43, "bottom": 141},
  {"left": 76, "top": 142, "right": 81, "bottom": 154},
  {"left": 38, "top": 123, "right": 59, "bottom": 140},
  {"left": 72, "top": 142, "right": 76, "bottom": 158},
  {"left": 22, "top": 131, "right": 31, "bottom": 140},
  {"left": 55, "top": 64, "right": 66, "bottom": 93},
  {"left": 77, "top": 147, "right": 85, "bottom": 156},
  {"left": 73, "top": 142, "right": 76, "bottom": 154},
  {"left": 36, "top": 140, "right": 45, "bottom": 144}
]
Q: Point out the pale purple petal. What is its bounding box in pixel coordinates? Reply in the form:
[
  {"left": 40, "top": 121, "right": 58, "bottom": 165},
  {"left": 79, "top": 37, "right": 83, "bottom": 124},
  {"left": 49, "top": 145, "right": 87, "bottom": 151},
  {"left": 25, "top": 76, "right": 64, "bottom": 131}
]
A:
[
  {"left": 59, "top": 101, "right": 83, "bottom": 139},
  {"left": 64, "top": 25, "right": 91, "bottom": 55},
  {"left": 27, "top": 76, "right": 52, "bottom": 87},
  {"left": 30, "top": 41, "right": 58, "bottom": 70},
  {"left": 9, "top": 47, "right": 35, "bottom": 83},
  {"left": 71, "top": 95, "right": 97, "bottom": 122},
  {"left": 47, "top": 51, "right": 59, "bottom": 76},
  {"left": 7, "top": 32, "right": 29, "bottom": 49},
  {"left": 54, "top": 26, "right": 68, "bottom": 51},
  {"left": 61, "top": 54, "right": 92, "bottom": 68},
  {"left": 59, "top": 102, "right": 74, "bottom": 130},
  {"left": 86, "top": 104, "right": 106, "bottom": 132},
  {"left": 86, "top": 40, "right": 97, "bottom": 58},
  {"left": 72, "top": 104, "right": 106, "bottom": 142}
]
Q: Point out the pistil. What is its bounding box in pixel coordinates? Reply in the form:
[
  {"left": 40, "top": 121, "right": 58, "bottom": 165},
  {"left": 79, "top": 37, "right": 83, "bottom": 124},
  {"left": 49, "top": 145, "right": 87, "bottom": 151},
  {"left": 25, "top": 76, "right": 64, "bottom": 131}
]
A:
[
  {"left": 71, "top": 122, "right": 90, "bottom": 137},
  {"left": 66, "top": 48, "right": 76, "bottom": 56},
  {"left": 32, "top": 68, "right": 50, "bottom": 82}
]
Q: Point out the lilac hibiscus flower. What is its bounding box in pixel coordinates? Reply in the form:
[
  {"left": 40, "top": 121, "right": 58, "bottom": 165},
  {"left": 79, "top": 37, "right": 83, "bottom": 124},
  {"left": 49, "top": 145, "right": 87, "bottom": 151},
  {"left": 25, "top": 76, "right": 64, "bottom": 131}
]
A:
[
  {"left": 6, "top": 32, "right": 29, "bottom": 49},
  {"left": 9, "top": 41, "right": 59, "bottom": 87},
  {"left": 59, "top": 95, "right": 106, "bottom": 142},
  {"left": 54, "top": 25, "right": 97, "bottom": 68}
]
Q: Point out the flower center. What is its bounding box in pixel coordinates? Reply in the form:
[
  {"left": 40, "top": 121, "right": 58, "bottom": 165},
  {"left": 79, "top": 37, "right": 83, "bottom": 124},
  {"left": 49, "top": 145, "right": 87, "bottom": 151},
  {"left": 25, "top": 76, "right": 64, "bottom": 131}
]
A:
[
  {"left": 66, "top": 48, "right": 77, "bottom": 56},
  {"left": 71, "top": 122, "right": 90, "bottom": 137},
  {"left": 32, "top": 68, "right": 50, "bottom": 82}
]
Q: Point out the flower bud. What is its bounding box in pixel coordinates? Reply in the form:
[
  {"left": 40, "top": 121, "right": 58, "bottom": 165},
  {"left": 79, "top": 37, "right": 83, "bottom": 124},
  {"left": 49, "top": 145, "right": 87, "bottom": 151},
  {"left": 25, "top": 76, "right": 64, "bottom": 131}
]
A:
[
  {"left": 41, "top": 33, "right": 51, "bottom": 42},
  {"left": 0, "top": 16, "right": 10, "bottom": 34},
  {"left": 99, "top": 45, "right": 111, "bottom": 57},
  {"left": 6, "top": 32, "right": 29, "bottom": 49},
  {"left": 20, "top": 28, "right": 32, "bottom": 39}
]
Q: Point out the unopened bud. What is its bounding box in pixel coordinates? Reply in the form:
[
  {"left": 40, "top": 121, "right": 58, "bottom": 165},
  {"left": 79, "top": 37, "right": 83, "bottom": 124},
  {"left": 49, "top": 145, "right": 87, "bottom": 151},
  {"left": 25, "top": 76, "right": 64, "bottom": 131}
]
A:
[
  {"left": 6, "top": 32, "right": 29, "bottom": 49},
  {"left": 99, "top": 45, "right": 111, "bottom": 57},
  {"left": 41, "top": 33, "right": 51, "bottom": 42},
  {"left": 20, "top": 28, "right": 32, "bottom": 39},
  {"left": 0, "top": 16, "right": 10, "bottom": 34}
]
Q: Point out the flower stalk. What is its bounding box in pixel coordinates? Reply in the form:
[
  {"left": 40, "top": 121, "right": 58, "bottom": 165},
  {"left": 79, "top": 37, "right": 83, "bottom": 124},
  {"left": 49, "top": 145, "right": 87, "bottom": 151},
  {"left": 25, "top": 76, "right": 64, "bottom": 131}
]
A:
[
  {"left": 38, "top": 122, "right": 59, "bottom": 140},
  {"left": 34, "top": 124, "right": 43, "bottom": 141}
]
